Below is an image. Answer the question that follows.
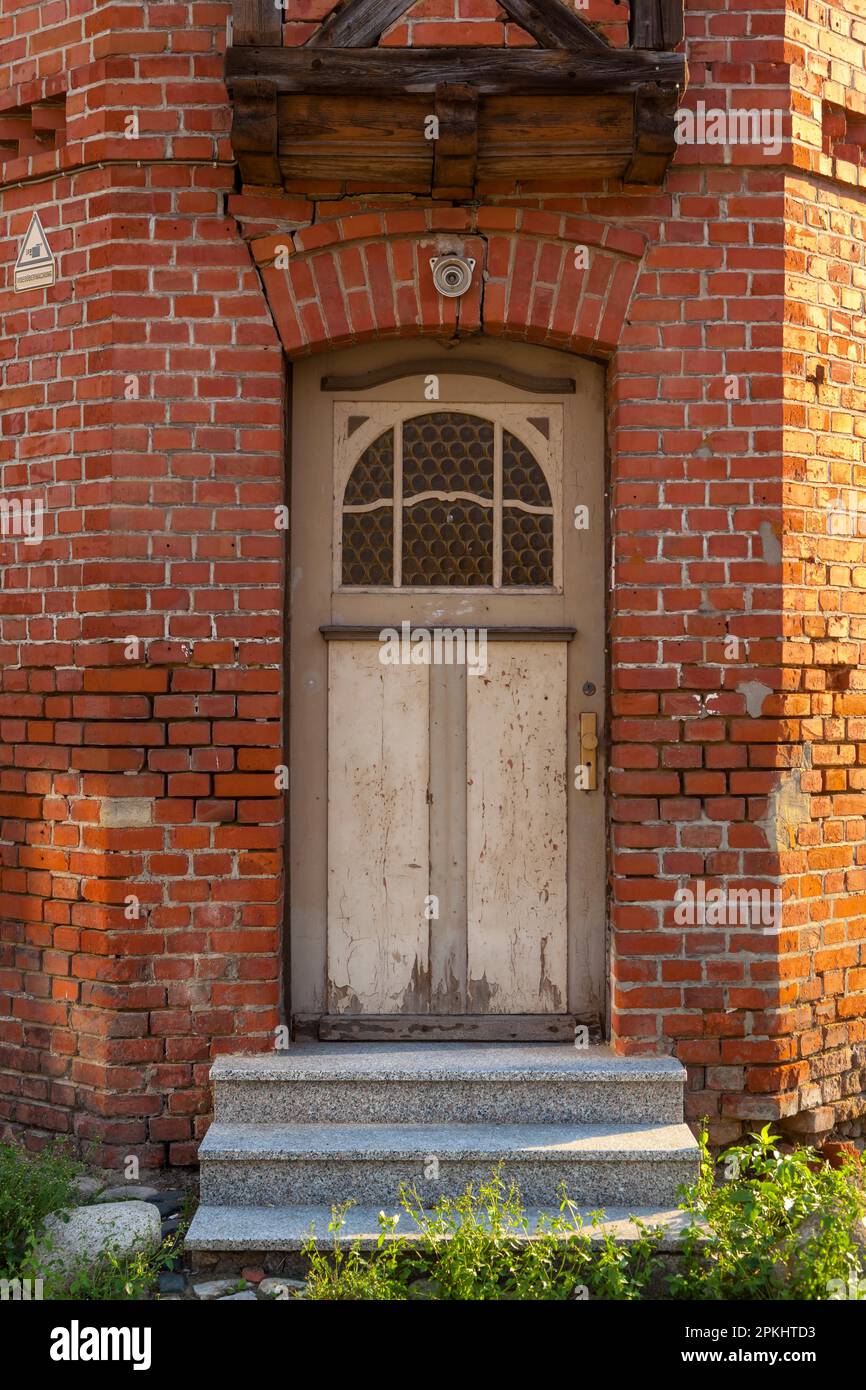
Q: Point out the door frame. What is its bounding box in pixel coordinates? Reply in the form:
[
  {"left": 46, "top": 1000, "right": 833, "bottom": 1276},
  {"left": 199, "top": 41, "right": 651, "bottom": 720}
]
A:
[{"left": 283, "top": 336, "right": 610, "bottom": 1040}]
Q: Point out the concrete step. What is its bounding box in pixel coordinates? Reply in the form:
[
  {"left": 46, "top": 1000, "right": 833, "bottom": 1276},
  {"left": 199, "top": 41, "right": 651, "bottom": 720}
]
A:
[
  {"left": 185, "top": 1201, "right": 701, "bottom": 1253},
  {"left": 198, "top": 1120, "right": 700, "bottom": 1210},
  {"left": 212, "top": 1043, "right": 686, "bottom": 1126}
]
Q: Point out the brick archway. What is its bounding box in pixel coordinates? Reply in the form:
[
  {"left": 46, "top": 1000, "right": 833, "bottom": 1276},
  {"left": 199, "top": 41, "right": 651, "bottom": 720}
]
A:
[{"left": 247, "top": 211, "right": 645, "bottom": 361}]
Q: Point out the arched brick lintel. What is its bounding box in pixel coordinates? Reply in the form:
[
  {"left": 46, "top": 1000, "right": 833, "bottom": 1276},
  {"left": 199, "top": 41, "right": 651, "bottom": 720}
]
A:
[{"left": 256, "top": 232, "right": 642, "bottom": 362}]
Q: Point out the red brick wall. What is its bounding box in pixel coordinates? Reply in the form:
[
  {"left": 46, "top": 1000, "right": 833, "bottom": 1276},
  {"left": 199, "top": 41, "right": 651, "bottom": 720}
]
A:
[
  {"left": 1, "top": 2, "right": 285, "bottom": 1167},
  {"left": 1, "top": 0, "right": 864, "bottom": 1165},
  {"left": 771, "top": 0, "right": 866, "bottom": 1138}
]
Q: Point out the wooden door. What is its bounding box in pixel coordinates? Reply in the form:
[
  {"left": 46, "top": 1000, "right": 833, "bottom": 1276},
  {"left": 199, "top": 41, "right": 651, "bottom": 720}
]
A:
[{"left": 290, "top": 341, "right": 606, "bottom": 1040}]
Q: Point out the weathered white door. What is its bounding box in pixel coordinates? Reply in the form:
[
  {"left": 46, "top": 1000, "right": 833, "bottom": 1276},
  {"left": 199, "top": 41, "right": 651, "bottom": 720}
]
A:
[{"left": 290, "top": 341, "right": 606, "bottom": 1039}]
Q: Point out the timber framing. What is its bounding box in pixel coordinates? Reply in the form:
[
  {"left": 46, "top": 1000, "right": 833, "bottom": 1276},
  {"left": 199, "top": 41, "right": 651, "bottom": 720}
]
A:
[{"left": 227, "top": 0, "right": 685, "bottom": 193}]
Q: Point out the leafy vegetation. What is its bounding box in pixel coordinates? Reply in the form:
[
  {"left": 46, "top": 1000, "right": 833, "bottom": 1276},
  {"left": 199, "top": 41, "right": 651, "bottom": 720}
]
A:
[
  {"left": 0, "top": 1141, "right": 184, "bottom": 1300},
  {"left": 302, "top": 1129, "right": 866, "bottom": 1301},
  {"left": 671, "top": 1124, "right": 866, "bottom": 1301},
  {"left": 0, "top": 1141, "right": 82, "bottom": 1279},
  {"left": 3, "top": 1126, "right": 864, "bottom": 1300},
  {"left": 303, "top": 1171, "right": 665, "bottom": 1301}
]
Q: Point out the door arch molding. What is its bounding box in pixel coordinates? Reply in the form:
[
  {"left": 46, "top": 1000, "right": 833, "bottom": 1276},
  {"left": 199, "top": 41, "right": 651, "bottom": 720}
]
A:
[{"left": 254, "top": 223, "right": 643, "bottom": 363}]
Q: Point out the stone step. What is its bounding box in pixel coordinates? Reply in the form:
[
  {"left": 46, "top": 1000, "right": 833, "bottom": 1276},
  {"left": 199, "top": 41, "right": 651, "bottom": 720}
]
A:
[
  {"left": 212, "top": 1043, "right": 686, "bottom": 1126},
  {"left": 185, "top": 1201, "right": 701, "bottom": 1253},
  {"left": 198, "top": 1121, "right": 700, "bottom": 1210}
]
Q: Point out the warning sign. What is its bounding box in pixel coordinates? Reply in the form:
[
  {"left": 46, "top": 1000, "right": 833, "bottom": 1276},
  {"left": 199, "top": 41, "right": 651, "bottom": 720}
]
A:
[{"left": 14, "top": 212, "right": 56, "bottom": 292}]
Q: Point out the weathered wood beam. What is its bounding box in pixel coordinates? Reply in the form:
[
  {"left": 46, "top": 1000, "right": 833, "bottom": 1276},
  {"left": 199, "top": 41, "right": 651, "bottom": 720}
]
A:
[
  {"left": 477, "top": 93, "right": 634, "bottom": 181},
  {"left": 317, "top": 1013, "right": 598, "bottom": 1042},
  {"left": 432, "top": 84, "right": 478, "bottom": 199},
  {"left": 630, "top": 0, "right": 684, "bottom": 51},
  {"left": 279, "top": 93, "right": 433, "bottom": 191},
  {"left": 232, "top": 0, "right": 283, "bottom": 47},
  {"left": 306, "top": 0, "right": 415, "bottom": 49},
  {"left": 226, "top": 44, "right": 686, "bottom": 96},
  {"left": 623, "top": 82, "right": 678, "bottom": 183},
  {"left": 232, "top": 77, "right": 282, "bottom": 185},
  {"left": 495, "top": 0, "right": 610, "bottom": 53},
  {"left": 308, "top": 0, "right": 612, "bottom": 52}
]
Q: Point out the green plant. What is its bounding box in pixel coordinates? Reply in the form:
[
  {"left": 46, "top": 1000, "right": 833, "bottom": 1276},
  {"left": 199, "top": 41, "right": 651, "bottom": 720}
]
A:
[
  {"left": 0, "top": 1142, "right": 189, "bottom": 1300},
  {"left": 0, "top": 1142, "right": 82, "bottom": 1278},
  {"left": 303, "top": 1203, "right": 410, "bottom": 1300},
  {"left": 670, "top": 1123, "right": 866, "bottom": 1301},
  {"left": 302, "top": 1170, "right": 664, "bottom": 1301}
]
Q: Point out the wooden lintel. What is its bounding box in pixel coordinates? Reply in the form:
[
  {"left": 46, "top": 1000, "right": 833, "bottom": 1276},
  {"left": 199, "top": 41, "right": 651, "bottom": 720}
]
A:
[
  {"left": 226, "top": 44, "right": 686, "bottom": 97},
  {"left": 630, "top": 0, "right": 684, "bottom": 51},
  {"left": 232, "top": 0, "right": 283, "bottom": 46},
  {"left": 231, "top": 76, "right": 281, "bottom": 186},
  {"left": 432, "top": 83, "right": 478, "bottom": 199},
  {"left": 623, "top": 83, "right": 679, "bottom": 184}
]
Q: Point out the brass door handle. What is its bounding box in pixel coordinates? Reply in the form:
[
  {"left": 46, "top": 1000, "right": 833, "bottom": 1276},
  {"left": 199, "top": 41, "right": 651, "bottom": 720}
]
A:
[{"left": 576, "top": 712, "right": 599, "bottom": 792}]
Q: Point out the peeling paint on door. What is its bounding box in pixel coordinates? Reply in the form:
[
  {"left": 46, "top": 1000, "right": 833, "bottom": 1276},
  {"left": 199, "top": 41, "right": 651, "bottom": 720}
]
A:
[
  {"left": 327, "top": 642, "right": 430, "bottom": 1012},
  {"left": 466, "top": 642, "right": 568, "bottom": 1013}
]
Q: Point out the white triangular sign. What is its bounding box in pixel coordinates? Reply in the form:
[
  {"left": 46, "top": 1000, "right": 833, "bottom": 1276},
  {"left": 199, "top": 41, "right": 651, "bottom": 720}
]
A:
[{"left": 14, "top": 212, "right": 56, "bottom": 292}]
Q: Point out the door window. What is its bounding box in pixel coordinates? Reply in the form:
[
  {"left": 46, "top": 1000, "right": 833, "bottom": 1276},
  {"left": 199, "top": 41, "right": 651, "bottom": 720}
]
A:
[{"left": 339, "top": 410, "right": 555, "bottom": 589}]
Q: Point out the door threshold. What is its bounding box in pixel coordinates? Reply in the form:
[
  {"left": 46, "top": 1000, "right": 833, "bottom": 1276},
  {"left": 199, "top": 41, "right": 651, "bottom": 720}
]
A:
[{"left": 317, "top": 1013, "right": 601, "bottom": 1043}]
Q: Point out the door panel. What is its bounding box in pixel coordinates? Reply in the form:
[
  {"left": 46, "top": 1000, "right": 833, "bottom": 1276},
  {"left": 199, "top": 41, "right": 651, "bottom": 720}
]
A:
[
  {"left": 429, "top": 660, "right": 467, "bottom": 1012},
  {"left": 289, "top": 339, "right": 607, "bottom": 1036},
  {"left": 327, "top": 642, "right": 430, "bottom": 1013},
  {"left": 466, "top": 642, "right": 568, "bottom": 1013}
]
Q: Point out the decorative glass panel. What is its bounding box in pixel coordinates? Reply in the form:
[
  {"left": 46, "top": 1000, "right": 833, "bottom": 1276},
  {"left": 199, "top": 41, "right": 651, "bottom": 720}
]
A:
[
  {"left": 341, "top": 428, "right": 394, "bottom": 585},
  {"left": 342, "top": 510, "right": 394, "bottom": 586},
  {"left": 403, "top": 499, "right": 494, "bottom": 587},
  {"left": 503, "top": 429, "right": 552, "bottom": 508},
  {"left": 339, "top": 414, "right": 554, "bottom": 589},
  {"left": 502, "top": 511, "right": 554, "bottom": 586},
  {"left": 402, "top": 412, "right": 494, "bottom": 497},
  {"left": 502, "top": 429, "right": 554, "bottom": 586}
]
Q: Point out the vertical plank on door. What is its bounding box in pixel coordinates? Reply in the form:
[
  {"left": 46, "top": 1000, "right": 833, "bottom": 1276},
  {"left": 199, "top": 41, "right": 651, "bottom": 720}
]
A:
[
  {"left": 428, "top": 661, "right": 467, "bottom": 1011},
  {"left": 327, "top": 642, "right": 430, "bottom": 1013},
  {"left": 466, "top": 642, "right": 568, "bottom": 1013}
]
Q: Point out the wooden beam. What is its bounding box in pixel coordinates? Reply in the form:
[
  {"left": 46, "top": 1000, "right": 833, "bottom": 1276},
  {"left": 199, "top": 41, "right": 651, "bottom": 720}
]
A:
[
  {"left": 624, "top": 83, "right": 678, "bottom": 183},
  {"left": 432, "top": 84, "right": 478, "bottom": 199},
  {"left": 227, "top": 44, "right": 686, "bottom": 96},
  {"left": 232, "top": 0, "right": 283, "bottom": 47},
  {"left": 231, "top": 77, "right": 282, "bottom": 185},
  {"left": 308, "top": 0, "right": 611, "bottom": 52},
  {"left": 478, "top": 92, "right": 633, "bottom": 181},
  {"left": 317, "top": 1013, "right": 599, "bottom": 1042},
  {"left": 630, "top": 0, "right": 684, "bottom": 51},
  {"left": 495, "top": 0, "right": 610, "bottom": 53},
  {"left": 306, "top": 0, "right": 415, "bottom": 49},
  {"left": 279, "top": 93, "right": 433, "bottom": 192}
]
